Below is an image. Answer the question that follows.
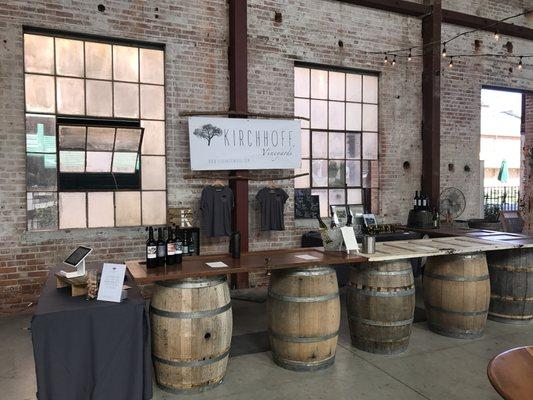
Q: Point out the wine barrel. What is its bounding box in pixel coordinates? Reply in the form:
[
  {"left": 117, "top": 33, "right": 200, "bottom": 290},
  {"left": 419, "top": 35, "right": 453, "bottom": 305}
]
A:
[
  {"left": 150, "top": 276, "right": 232, "bottom": 394},
  {"left": 268, "top": 266, "right": 340, "bottom": 371},
  {"left": 347, "top": 261, "right": 415, "bottom": 354},
  {"left": 487, "top": 248, "right": 533, "bottom": 324},
  {"left": 424, "top": 253, "right": 490, "bottom": 338}
]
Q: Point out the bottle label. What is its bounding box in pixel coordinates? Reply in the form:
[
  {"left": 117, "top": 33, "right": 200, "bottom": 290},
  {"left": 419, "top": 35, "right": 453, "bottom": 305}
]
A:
[
  {"left": 167, "top": 243, "right": 176, "bottom": 256},
  {"left": 175, "top": 242, "right": 183, "bottom": 254},
  {"left": 157, "top": 245, "right": 166, "bottom": 258},
  {"left": 183, "top": 245, "right": 189, "bottom": 254},
  {"left": 147, "top": 246, "right": 157, "bottom": 259}
]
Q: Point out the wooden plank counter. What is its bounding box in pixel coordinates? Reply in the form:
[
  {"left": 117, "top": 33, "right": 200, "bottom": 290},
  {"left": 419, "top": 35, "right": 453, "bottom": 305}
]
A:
[{"left": 399, "top": 225, "right": 532, "bottom": 243}]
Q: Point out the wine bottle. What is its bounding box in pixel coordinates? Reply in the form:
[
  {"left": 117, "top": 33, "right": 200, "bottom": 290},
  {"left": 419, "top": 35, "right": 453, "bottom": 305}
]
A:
[
  {"left": 330, "top": 210, "right": 337, "bottom": 229},
  {"left": 414, "top": 191, "right": 419, "bottom": 210},
  {"left": 174, "top": 227, "right": 183, "bottom": 264},
  {"left": 156, "top": 227, "right": 166, "bottom": 266},
  {"left": 145, "top": 226, "right": 157, "bottom": 269},
  {"left": 182, "top": 231, "right": 189, "bottom": 255},
  {"left": 188, "top": 231, "right": 196, "bottom": 256},
  {"left": 421, "top": 192, "right": 428, "bottom": 209},
  {"left": 166, "top": 226, "right": 176, "bottom": 265},
  {"left": 317, "top": 214, "right": 328, "bottom": 230}
]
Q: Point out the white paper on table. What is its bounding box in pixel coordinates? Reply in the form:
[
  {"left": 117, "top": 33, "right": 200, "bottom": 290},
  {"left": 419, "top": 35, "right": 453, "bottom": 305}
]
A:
[
  {"left": 295, "top": 254, "right": 320, "bottom": 260},
  {"left": 206, "top": 261, "right": 229, "bottom": 268},
  {"left": 341, "top": 227, "right": 359, "bottom": 253},
  {"left": 97, "top": 263, "right": 126, "bottom": 303}
]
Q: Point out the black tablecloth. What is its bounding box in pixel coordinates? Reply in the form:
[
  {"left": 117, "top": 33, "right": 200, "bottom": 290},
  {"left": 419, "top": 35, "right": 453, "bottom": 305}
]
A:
[{"left": 31, "top": 264, "right": 152, "bottom": 400}]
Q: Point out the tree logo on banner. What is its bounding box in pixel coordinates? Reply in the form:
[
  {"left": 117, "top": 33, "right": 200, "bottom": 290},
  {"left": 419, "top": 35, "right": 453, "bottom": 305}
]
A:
[{"left": 193, "top": 124, "right": 223, "bottom": 146}]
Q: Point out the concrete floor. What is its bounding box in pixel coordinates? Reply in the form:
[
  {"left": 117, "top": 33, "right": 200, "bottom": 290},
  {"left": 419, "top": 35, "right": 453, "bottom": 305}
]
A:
[{"left": 1, "top": 293, "right": 532, "bottom": 400}]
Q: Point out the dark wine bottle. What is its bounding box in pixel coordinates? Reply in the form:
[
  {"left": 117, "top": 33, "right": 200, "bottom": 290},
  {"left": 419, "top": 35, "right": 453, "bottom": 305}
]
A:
[
  {"left": 317, "top": 214, "right": 328, "bottom": 230},
  {"left": 174, "top": 227, "right": 183, "bottom": 264},
  {"left": 166, "top": 226, "right": 176, "bottom": 265},
  {"left": 182, "top": 231, "right": 189, "bottom": 255},
  {"left": 414, "top": 191, "right": 419, "bottom": 210},
  {"left": 156, "top": 227, "right": 166, "bottom": 266},
  {"left": 330, "top": 210, "right": 337, "bottom": 229},
  {"left": 346, "top": 213, "right": 353, "bottom": 227},
  {"left": 188, "top": 231, "right": 196, "bottom": 256},
  {"left": 145, "top": 226, "right": 157, "bottom": 269}
]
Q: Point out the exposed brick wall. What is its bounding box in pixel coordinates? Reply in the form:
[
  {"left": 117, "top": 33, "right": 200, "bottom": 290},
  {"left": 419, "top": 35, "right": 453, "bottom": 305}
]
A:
[{"left": 521, "top": 93, "right": 533, "bottom": 233}]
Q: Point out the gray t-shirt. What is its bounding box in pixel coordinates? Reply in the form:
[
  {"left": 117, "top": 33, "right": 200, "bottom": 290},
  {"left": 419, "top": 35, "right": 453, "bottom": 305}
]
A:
[
  {"left": 256, "top": 187, "right": 289, "bottom": 231},
  {"left": 200, "top": 186, "right": 234, "bottom": 237}
]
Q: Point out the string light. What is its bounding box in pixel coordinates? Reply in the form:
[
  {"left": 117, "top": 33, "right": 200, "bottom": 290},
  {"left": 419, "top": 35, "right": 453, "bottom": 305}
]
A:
[
  {"left": 408, "top": 49, "right": 412, "bottom": 61},
  {"left": 518, "top": 56, "right": 523, "bottom": 70},
  {"left": 442, "top": 43, "right": 447, "bottom": 58},
  {"left": 448, "top": 57, "right": 454, "bottom": 68},
  {"left": 392, "top": 55, "right": 396, "bottom": 66},
  {"left": 384, "top": 54, "right": 389, "bottom": 64},
  {"left": 494, "top": 30, "right": 500, "bottom": 41}
]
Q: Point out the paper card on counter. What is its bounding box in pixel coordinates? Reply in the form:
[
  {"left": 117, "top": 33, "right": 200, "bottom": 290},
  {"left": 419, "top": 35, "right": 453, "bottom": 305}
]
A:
[
  {"left": 295, "top": 254, "right": 319, "bottom": 260},
  {"left": 97, "top": 263, "right": 126, "bottom": 303},
  {"left": 206, "top": 261, "right": 229, "bottom": 268},
  {"left": 341, "top": 227, "right": 359, "bottom": 253}
]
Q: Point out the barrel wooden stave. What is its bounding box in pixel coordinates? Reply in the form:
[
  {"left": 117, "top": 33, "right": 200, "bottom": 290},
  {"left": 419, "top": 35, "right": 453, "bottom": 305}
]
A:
[
  {"left": 150, "top": 277, "right": 232, "bottom": 393},
  {"left": 423, "top": 253, "right": 490, "bottom": 339},
  {"left": 347, "top": 260, "right": 415, "bottom": 355},
  {"left": 268, "top": 266, "right": 340, "bottom": 371}
]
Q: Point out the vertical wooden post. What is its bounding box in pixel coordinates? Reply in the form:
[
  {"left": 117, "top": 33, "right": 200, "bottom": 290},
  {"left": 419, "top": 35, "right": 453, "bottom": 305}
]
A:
[
  {"left": 422, "top": 0, "right": 442, "bottom": 209},
  {"left": 229, "top": 0, "right": 249, "bottom": 288}
]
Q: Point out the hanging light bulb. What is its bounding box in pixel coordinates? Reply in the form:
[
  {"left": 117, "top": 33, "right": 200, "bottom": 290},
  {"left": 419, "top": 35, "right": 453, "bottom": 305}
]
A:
[
  {"left": 494, "top": 30, "right": 500, "bottom": 41},
  {"left": 392, "top": 55, "right": 396, "bottom": 66},
  {"left": 442, "top": 43, "right": 447, "bottom": 58},
  {"left": 408, "top": 49, "right": 412, "bottom": 61},
  {"left": 448, "top": 57, "right": 454, "bottom": 68},
  {"left": 518, "top": 57, "right": 523, "bottom": 70},
  {"left": 384, "top": 54, "right": 389, "bottom": 64}
]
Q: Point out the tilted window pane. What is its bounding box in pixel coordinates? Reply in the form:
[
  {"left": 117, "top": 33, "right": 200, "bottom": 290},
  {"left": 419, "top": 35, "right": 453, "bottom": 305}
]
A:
[
  {"left": 328, "top": 101, "right": 345, "bottom": 130},
  {"left": 346, "top": 74, "right": 362, "bottom": 102},
  {"left": 26, "top": 114, "right": 56, "bottom": 153},
  {"left": 87, "top": 127, "right": 115, "bottom": 151},
  {"left": 59, "top": 125, "right": 86, "bottom": 149},
  {"left": 25, "top": 74, "right": 55, "bottom": 113},
  {"left": 329, "top": 189, "right": 345, "bottom": 206},
  {"left": 311, "top": 69, "right": 327, "bottom": 99},
  {"left": 311, "top": 131, "right": 328, "bottom": 158},
  {"left": 362, "top": 104, "right": 378, "bottom": 132},
  {"left": 346, "top": 133, "right": 361, "bottom": 159},
  {"left": 140, "top": 120, "right": 165, "bottom": 155},
  {"left": 24, "top": 34, "right": 54, "bottom": 74},
  {"left": 115, "top": 128, "right": 142, "bottom": 151},
  {"left": 85, "top": 42, "right": 112, "bottom": 79},
  {"left": 346, "top": 160, "right": 361, "bottom": 187},
  {"left": 362, "top": 132, "right": 378, "bottom": 160},
  {"left": 141, "top": 156, "right": 166, "bottom": 190},
  {"left": 363, "top": 75, "right": 378, "bottom": 104},
  {"left": 294, "top": 159, "right": 310, "bottom": 189},
  {"left": 362, "top": 160, "right": 379, "bottom": 188},
  {"left": 346, "top": 103, "right": 362, "bottom": 131},
  {"left": 328, "top": 72, "right": 345, "bottom": 101},
  {"left": 347, "top": 188, "right": 362, "bottom": 205},
  {"left": 140, "top": 48, "right": 164, "bottom": 85},
  {"left": 86, "top": 80, "right": 112, "bottom": 117},
  {"left": 311, "top": 189, "right": 328, "bottom": 218},
  {"left": 27, "top": 153, "right": 57, "bottom": 191},
  {"left": 294, "top": 67, "right": 309, "bottom": 98},
  {"left": 114, "top": 82, "right": 139, "bottom": 118},
  {"left": 142, "top": 191, "right": 166, "bottom": 225},
  {"left": 55, "top": 38, "right": 84, "bottom": 77},
  {"left": 88, "top": 192, "right": 115, "bottom": 228},
  {"left": 112, "top": 152, "right": 138, "bottom": 173},
  {"left": 56, "top": 77, "right": 85, "bottom": 115},
  {"left": 113, "top": 45, "right": 139, "bottom": 82},
  {"left": 140, "top": 84, "right": 165, "bottom": 120},
  {"left": 59, "top": 151, "right": 85, "bottom": 172},
  {"left": 86, "top": 151, "right": 112, "bottom": 173},
  {"left": 312, "top": 159, "right": 328, "bottom": 187},
  {"left": 59, "top": 192, "right": 87, "bottom": 229},
  {"left": 328, "top": 160, "right": 345, "bottom": 187},
  {"left": 27, "top": 192, "right": 58, "bottom": 231},
  {"left": 301, "top": 129, "right": 310, "bottom": 159},
  {"left": 115, "top": 191, "right": 141, "bottom": 226},
  {"left": 328, "top": 131, "right": 345, "bottom": 159}
]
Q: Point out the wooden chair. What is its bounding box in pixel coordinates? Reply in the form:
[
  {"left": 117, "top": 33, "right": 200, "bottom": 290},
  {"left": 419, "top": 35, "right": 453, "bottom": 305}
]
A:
[
  {"left": 487, "top": 346, "right": 533, "bottom": 399},
  {"left": 500, "top": 211, "right": 524, "bottom": 233}
]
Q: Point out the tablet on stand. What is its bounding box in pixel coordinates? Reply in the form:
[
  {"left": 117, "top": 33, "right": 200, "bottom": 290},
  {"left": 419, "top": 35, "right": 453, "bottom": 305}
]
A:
[{"left": 60, "top": 246, "right": 92, "bottom": 278}]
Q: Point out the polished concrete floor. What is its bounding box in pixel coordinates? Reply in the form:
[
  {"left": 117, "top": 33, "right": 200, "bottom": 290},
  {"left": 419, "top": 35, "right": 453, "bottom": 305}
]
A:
[{"left": 1, "top": 292, "right": 532, "bottom": 400}]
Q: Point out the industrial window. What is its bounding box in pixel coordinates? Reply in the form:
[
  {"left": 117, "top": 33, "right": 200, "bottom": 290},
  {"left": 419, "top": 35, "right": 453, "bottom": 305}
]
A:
[
  {"left": 24, "top": 30, "right": 166, "bottom": 230},
  {"left": 293, "top": 64, "right": 379, "bottom": 217}
]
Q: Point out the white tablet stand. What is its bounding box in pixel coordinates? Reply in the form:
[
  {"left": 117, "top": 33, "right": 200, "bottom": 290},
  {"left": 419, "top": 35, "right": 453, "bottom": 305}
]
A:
[{"left": 60, "top": 246, "right": 92, "bottom": 278}]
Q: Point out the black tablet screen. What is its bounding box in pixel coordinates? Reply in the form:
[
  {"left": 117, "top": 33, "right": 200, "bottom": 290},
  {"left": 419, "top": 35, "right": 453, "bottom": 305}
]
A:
[{"left": 64, "top": 246, "right": 92, "bottom": 266}]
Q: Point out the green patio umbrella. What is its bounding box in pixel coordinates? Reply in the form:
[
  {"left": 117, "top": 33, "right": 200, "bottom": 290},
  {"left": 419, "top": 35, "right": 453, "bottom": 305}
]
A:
[{"left": 497, "top": 159, "right": 509, "bottom": 183}]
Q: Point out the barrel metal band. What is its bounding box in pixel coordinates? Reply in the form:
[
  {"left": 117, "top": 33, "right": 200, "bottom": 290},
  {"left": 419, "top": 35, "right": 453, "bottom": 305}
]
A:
[
  {"left": 354, "top": 336, "right": 410, "bottom": 344},
  {"left": 347, "top": 286, "right": 415, "bottom": 297},
  {"left": 157, "top": 276, "right": 226, "bottom": 289},
  {"left": 268, "top": 291, "right": 339, "bottom": 303},
  {"left": 490, "top": 294, "right": 533, "bottom": 302},
  {"left": 150, "top": 302, "right": 231, "bottom": 319},
  {"left": 363, "top": 269, "right": 413, "bottom": 276},
  {"left": 489, "top": 266, "right": 533, "bottom": 273},
  {"left": 153, "top": 348, "right": 230, "bottom": 368},
  {"left": 283, "top": 267, "right": 335, "bottom": 277},
  {"left": 426, "top": 304, "right": 488, "bottom": 316},
  {"left": 424, "top": 272, "right": 489, "bottom": 282},
  {"left": 157, "top": 379, "right": 223, "bottom": 395},
  {"left": 269, "top": 330, "right": 339, "bottom": 343},
  {"left": 348, "top": 315, "right": 413, "bottom": 327}
]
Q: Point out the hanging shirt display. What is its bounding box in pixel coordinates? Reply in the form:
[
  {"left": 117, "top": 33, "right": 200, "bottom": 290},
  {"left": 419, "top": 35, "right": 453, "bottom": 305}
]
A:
[
  {"left": 200, "top": 185, "right": 234, "bottom": 237},
  {"left": 256, "top": 187, "right": 289, "bottom": 231}
]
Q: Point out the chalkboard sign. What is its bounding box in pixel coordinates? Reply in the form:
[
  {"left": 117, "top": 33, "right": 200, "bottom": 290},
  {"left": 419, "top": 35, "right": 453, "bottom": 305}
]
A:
[{"left": 294, "top": 189, "right": 320, "bottom": 219}]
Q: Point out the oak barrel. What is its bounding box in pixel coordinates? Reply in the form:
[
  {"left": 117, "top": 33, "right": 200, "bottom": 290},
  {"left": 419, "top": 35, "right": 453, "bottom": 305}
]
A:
[
  {"left": 150, "top": 276, "right": 232, "bottom": 394},
  {"left": 424, "top": 253, "right": 490, "bottom": 338},
  {"left": 347, "top": 261, "right": 415, "bottom": 354},
  {"left": 487, "top": 248, "right": 533, "bottom": 324},
  {"left": 267, "top": 266, "right": 340, "bottom": 371}
]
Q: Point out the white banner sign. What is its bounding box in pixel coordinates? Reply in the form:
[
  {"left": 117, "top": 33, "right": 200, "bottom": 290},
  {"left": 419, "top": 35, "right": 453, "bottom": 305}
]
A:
[{"left": 188, "top": 117, "right": 301, "bottom": 170}]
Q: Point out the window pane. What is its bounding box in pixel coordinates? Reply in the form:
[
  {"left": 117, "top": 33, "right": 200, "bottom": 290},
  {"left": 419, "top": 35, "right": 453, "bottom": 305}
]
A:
[
  {"left": 363, "top": 75, "right": 378, "bottom": 104},
  {"left": 312, "top": 131, "right": 328, "bottom": 158},
  {"left": 25, "top": 74, "right": 55, "bottom": 113},
  {"left": 86, "top": 151, "right": 112, "bottom": 172},
  {"left": 27, "top": 192, "right": 58, "bottom": 231},
  {"left": 346, "top": 74, "right": 362, "bottom": 102},
  {"left": 312, "top": 159, "right": 328, "bottom": 187},
  {"left": 347, "top": 188, "right": 362, "bottom": 204},
  {"left": 140, "top": 120, "right": 165, "bottom": 155},
  {"left": 363, "top": 160, "right": 379, "bottom": 188},
  {"left": 141, "top": 156, "right": 166, "bottom": 190},
  {"left": 115, "top": 128, "right": 141, "bottom": 151},
  {"left": 328, "top": 71, "right": 345, "bottom": 101},
  {"left": 55, "top": 38, "right": 84, "bottom": 77},
  {"left": 59, "top": 192, "right": 87, "bottom": 229},
  {"left": 27, "top": 153, "right": 57, "bottom": 191},
  {"left": 329, "top": 189, "right": 345, "bottom": 206},
  {"left": 26, "top": 114, "right": 56, "bottom": 153},
  {"left": 24, "top": 34, "right": 54, "bottom": 74},
  {"left": 114, "top": 82, "right": 139, "bottom": 118},
  {"left": 362, "top": 132, "right": 378, "bottom": 160},
  {"left": 311, "top": 189, "right": 328, "bottom": 218},
  {"left": 59, "top": 151, "right": 85, "bottom": 172},
  {"left": 59, "top": 126, "right": 86, "bottom": 149},
  {"left": 294, "top": 98, "right": 309, "bottom": 129},
  {"left": 346, "top": 133, "right": 361, "bottom": 159},
  {"left": 86, "top": 80, "right": 112, "bottom": 117},
  {"left": 115, "top": 191, "right": 141, "bottom": 226},
  {"left": 301, "top": 129, "right": 310, "bottom": 158},
  {"left": 85, "top": 42, "right": 112, "bottom": 79},
  {"left": 328, "top": 160, "right": 345, "bottom": 187},
  {"left": 88, "top": 192, "right": 114, "bottom": 228},
  {"left": 112, "top": 152, "right": 138, "bottom": 173},
  {"left": 346, "top": 160, "right": 361, "bottom": 187},
  {"left": 346, "top": 103, "right": 362, "bottom": 131},
  {"left": 311, "top": 69, "right": 327, "bottom": 99},
  {"left": 294, "top": 159, "right": 310, "bottom": 188},
  {"left": 294, "top": 67, "right": 309, "bottom": 98},
  {"left": 142, "top": 191, "right": 166, "bottom": 225},
  {"left": 87, "top": 127, "right": 115, "bottom": 151},
  {"left": 113, "top": 45, "right": 139, "bottom": 82},
  {"left": 140, "top": 48, "right": 164, "bottom": 85},
  {"left": 310, "top": 100, "right": 327, "bottom": 129},
  {"left": 328, "top": 131, "right": 345, "bottom": 159},
  {"left": 328, "top": 101, "right": 345, "bottom": 130},
  {"left": 56, "top": 77, "right": 85, "bottom": 115},
  {"left": 362, "top": 104, "right": 378, "bottom": 131},
  {"left": 140, "top": 84, "right": 165, "bottom": 120}
]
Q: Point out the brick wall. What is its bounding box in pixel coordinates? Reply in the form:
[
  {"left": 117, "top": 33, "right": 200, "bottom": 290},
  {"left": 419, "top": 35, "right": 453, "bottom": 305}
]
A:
[{"left": 521, "top": 93, "right": 533, "bottom": 232}]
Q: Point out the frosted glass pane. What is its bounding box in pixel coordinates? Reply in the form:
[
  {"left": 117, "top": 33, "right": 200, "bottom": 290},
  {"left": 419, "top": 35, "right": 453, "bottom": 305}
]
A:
[
  {"left": 328, "top": 101, "right": 345, "bottom": 130},
  {"left": 56, "top": 77, "right": 85, "bottom": 115},
  {"left": 362, "top": 132, "right": 378, "bottom": 160},
  {"left": 86, "top": 80, "right": 112, "bottom": 117},
  {"left": 142, "top": 191, "right": 166, "bottom": 225},
  {"left": 27, "top": 153, "right": 57, "bottom": 191},
  {"left": 346, "top": 133, "right": 361, "bottom": 159},
  {"left": 311, "top": 69, "right": 327, "bottom": 99},
  {"left": 113, "top": 45, "right": 139, "bottom": 82},
  {"left": 346, "top": 103, "right": 362, "bottom": 131},
  {"left": 55, "top": 38, "right": 84, "bottom": 77},
  {"left": 25, "top": 74, "right": 55, "bottom": 113},
  {"left": 346, "top": 160, "right": 361, "bottom": 186},
  {"left": 301, "top": 129, "right": 310, "bottom": 158},
  {"left": 114, "top": 82, "right": 139, "bottom": 118},
  {"left": 294, "top": 67, "right": 309, "bottom": 98},
  {"left": 59, "top": 151, "right": 85, "bottom": 172},
  {"left": 140, "top": 84, "right": 165, "bottom": 120},
  {"left": 312, "top": 160, "right": 328, "bottom": 187},
  {"left": 329, "top": 189, "right": 345, "bottom": 206},
  {"left": 346, "top": 74, "right": 362, "bottom": 102},
  {"left": 312, "top": 131, "right": 328, "bottom": 158},
  {"left": 115, "top": 128, "right": 141, "bottom": 151},
  {"left": 115, "top": 191, "right": 141, "bottom": 226},
  {"left": 87, "top": 127, "right": 114, "bottom": 151},
  {"left": 85, "top": 42, "right": 112, "bottom": 79},
  {"left": 141, "top": 120, "right": 165, "bottom": 155},
  {"left": 59, "top": 192, "right": 87, "bottom": 229},
  {"left": 86, "top": 151, "right": 112, "bottom": 172},
  {"left": 26, "top": 114, "right": 56, "bottom": 153},
  {"left": 311, "top": 189, "right": 328, "bottom": 218},
  {"left": 329, "top": 131, "right": 345, "bottom": 159},
  {"left": 294, "top": 159, "right": 310, "bottom": 188},
  {"left": 112, "top": 152, "right": 138, "bottom": 173},
  {"left": 294, "top": 98, "right": 309, "bottom": 128},
  {"left": 24, "top": 34, "right": 54, "bottom": 74},
  {"left": 141, "top": 156, "right": 166, "bottom": 190},
  {"left": 363, "top": 75, "right": 378, "bottom": 104},
  {"left": 329, "top": 72, "right": 345, "bottom": 101},
  {"left": 362, "top": 104, "right": 378, "bottom": 131},
  {"left": 59, "top": 125, "right": 86, "bottom": 149},
  {"left": 328, "top": 160, "right": 345, "bottom": 187},
  {"left": 27, "top": 192, "right": 58, "bottom": 231},
  {"left": 347, "top": 189, "right": 362, "bottom": 204},
  {"left": 88, "top": 192, "right": 114, "bottom": 228},
  {"left": 140, "top": 48, "right": 164, "bottom": 84},
  {"left": 310, "top": 100, "right": 327, "bottom": 129}
]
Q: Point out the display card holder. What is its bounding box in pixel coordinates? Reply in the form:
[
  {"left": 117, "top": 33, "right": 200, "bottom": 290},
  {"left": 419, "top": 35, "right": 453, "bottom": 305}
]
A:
[{"left": 340, "top": 227, "right": 359, "bottom": 254}]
